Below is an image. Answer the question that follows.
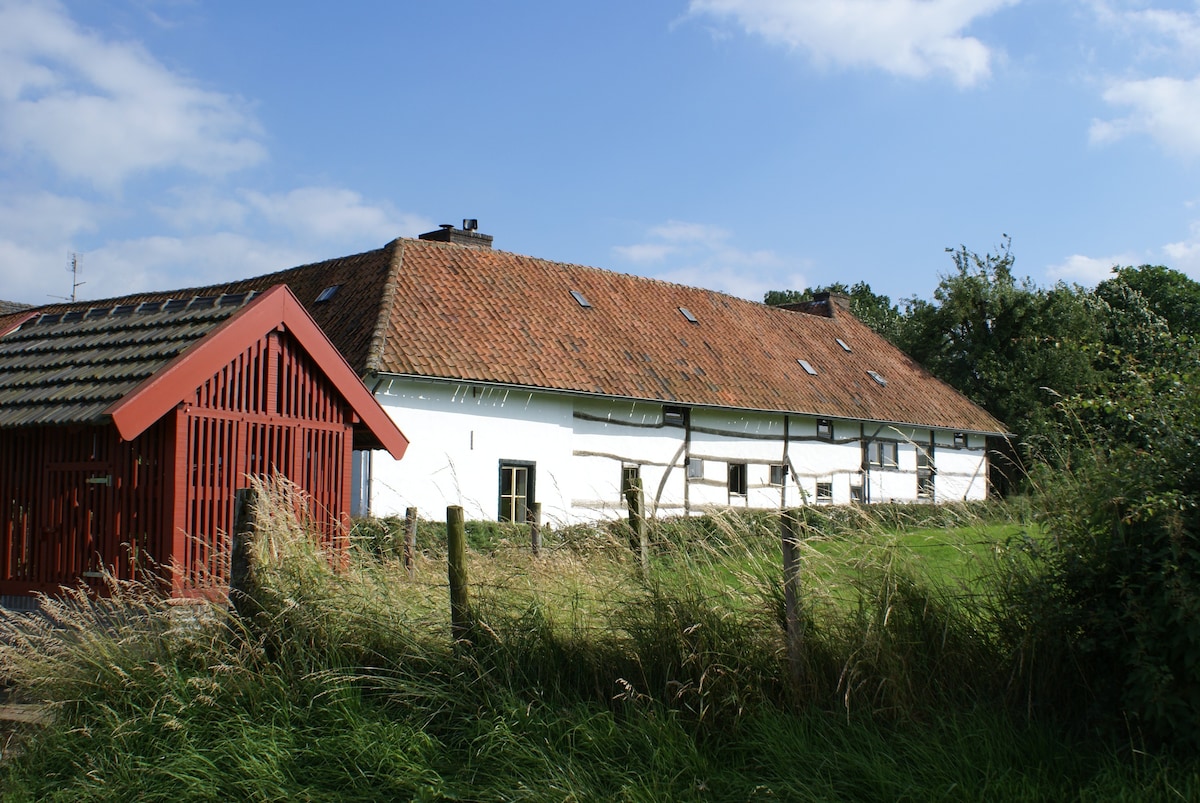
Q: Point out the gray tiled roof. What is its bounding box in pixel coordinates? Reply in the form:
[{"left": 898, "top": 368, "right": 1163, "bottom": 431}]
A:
[
  {"left": 0, "top": 300, "right": 32, "bottom": 316},
  {"left": 0, "top": 293, "right": 257, "bottom": 428}
]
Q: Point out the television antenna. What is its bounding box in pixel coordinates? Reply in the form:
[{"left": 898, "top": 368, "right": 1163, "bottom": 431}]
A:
[{"left": 50, "top": 253, "right": 85, "bottom": 302}]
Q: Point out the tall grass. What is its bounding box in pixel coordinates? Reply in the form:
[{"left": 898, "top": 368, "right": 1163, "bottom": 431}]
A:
[{"left": 0, "top": 480, "right": 1193, "bottom": 800}]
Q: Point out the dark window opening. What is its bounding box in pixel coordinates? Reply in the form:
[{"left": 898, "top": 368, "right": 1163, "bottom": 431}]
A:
[
  {"left": 816, "top": 418, "right": 832, "bottom": 439},
  {"left": 850, "top": 484, "right": 865, "bottom": 503},
  {"left": 953, "top": 432, "right": 968, "bottom": 448},
  {"left": 499, "top": 461, "right": 536, "bottom": 523},
  {"left": 917, "top": 446, "right": 935, "bottom": 499},
  {"left": 728, "top": 463, "right": 748, "bottom": 496},
  {"left": 663, "top": 405, "right": 688, "bottom": 427},
  {"left": 816, "top": 481, "right": 833, "bottom": 501},
  {"left": 621, "top": 464, "right": 640, "bottom": 497},
  {"left": 769, "top": 464, "right": 787, "bottom": 486}
]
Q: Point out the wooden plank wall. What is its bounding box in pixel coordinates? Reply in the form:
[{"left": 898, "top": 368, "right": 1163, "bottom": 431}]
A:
[{"left": 0, "top": 329, "right": 356, "bottom": 598}]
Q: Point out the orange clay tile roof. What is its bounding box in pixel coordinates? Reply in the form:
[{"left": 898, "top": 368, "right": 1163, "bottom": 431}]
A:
[{"left": 24, "top": 238, "right": 1008, "bottom": 435}]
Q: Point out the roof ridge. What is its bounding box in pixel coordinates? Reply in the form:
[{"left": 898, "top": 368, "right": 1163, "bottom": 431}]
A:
[{"left": 365, "top": 239, "right": 404, "bottom": 375}]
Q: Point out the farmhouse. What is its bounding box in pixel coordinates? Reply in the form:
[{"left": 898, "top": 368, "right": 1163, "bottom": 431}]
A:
[
  {"left": 0, "top": 285, "right": 407, "bottom": 599},
  {"left": 10, "top": 224, "right": 1007, "bottom": 529}
]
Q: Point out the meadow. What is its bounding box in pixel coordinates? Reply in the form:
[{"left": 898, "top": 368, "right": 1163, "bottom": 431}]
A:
[{"left": 0, "top": 484, "right": 1194, "bottom": 801}]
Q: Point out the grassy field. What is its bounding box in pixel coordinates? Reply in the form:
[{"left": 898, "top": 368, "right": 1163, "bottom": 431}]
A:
[{"left": 0, "top": 488, "right": 1193, "bottom": 801}]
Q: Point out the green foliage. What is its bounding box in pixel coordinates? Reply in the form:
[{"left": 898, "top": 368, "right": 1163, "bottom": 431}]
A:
[
  {"left": 1096, "top": 264, "right": 1200, "bottom": 338},
  {"left": 1006, "top": 341, "right": 1200, "bottom": 750},
  {"left": 2, "top": 483, "right": 1196, "bottom": 798}
]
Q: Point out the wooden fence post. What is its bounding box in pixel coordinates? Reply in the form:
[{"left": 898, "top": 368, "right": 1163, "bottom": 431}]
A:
[
  {"left": 404, "top": 506, "right": 418, "bottom": 577},
  {"left": 446, "top": 505, "right": 471, "bottom": 641},
  {"left": 230, "top": 487, "right": 261, "bottom": 621},
  {"left": 625, "top": 477, "right": 649, "bottom": 573},
  {"left": 781, "top": 508, "right": 806, "bottom": 686},
  {"left": 530, "top": 502, "right": 543, "bottom": 556}
]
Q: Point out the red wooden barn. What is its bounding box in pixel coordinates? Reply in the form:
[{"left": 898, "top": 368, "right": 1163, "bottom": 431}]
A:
[{"left": 0, "top": 284, "right": 408, "bottom": 600}]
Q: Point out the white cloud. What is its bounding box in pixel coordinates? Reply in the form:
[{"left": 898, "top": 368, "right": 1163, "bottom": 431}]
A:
[
  {"left": 1045, "top": 252, "right": 1132, "bottom": 285},
  {"left": 1088, "top": 1, "right": 1200, "bottom": 63},
  {"left": 614, "top": 219, "right": 801, "bottom": 300},
  {"left": 657, "top": 264, "right": 810, "bottom": 301},
  {"left": 1091, "top": 75, "right": 1200, "bottom": 158},
  {"left": 688, "top": 0, "right": 1016, "bottom": 87},
  {"left": 240, "top": 188, "right": 432, "bottom": 245},
  {"left": 0, "top": 0, "right": 265, "bottom": 190},
  {"left": 613, "top": 243, "right": 676, "bottom": 263},
  {"left": 77, "top": 233, "right": 315, "bottom": 299},
  {"left": 0, "top": 190, "right": 99, "bottom": 244},
  {"left": 1164, "top": 219, "right": 1200, "bottom": 277}
]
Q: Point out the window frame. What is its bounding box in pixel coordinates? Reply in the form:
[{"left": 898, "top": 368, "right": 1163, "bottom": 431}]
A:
[
  {"left": 728, "top": 462, "right": 748, "bottom": 496},
  {"left": 917, "top": 445, "right": 935, "bottom": 499},
  {"left": 865, "top": 440, "right": 899, "bottom": 470},
  {"left": 816, "top": 481, "right": 833, "bottom": 502},
  {"left": 769, "top": 463, "right": 787, "bottom": 487},
  {"left": 498, "top": 460, "right": 536, "bottom": 523}
]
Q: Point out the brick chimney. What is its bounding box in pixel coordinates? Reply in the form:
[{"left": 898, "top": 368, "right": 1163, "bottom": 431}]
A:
[
  {"left": 418, "top": 219, "right": 493, "bottom": 249},
  {"left": 776, "top": 291, "right": 851, "bottom": 319}
]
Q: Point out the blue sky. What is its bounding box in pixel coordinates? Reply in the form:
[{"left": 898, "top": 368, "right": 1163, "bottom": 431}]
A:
[{"left": 2, "top": 0, "right": 1199, "bottom": 307}]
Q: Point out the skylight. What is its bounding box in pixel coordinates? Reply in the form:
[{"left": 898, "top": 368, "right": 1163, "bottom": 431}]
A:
[
  {"left": 316, "top": 285, "right": 340, "bottom": 303},
  {"left": 797, "top": 359, "right": 817, "bottom": 375},
  {"left": 679, "top": 307, "right": 698, "bottom": 324},
  {"left": 836, "top": 338, "right": 852, "bottom": 352},
  {"left": 866, "top": 370, "right": 887, "bottom": 387},
  {"left": 570, "top": 290, "right": 592, "bottom": 309}
]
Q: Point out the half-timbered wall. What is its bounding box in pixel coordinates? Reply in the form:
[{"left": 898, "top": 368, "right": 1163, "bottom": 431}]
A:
[{"left": 365, "top": 376, "right": 991, "bottom": 526}]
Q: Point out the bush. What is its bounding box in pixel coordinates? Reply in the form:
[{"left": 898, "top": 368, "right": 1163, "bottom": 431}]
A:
[{"left": 1007, "top": 343, "right": 1200, "bottom": 750}]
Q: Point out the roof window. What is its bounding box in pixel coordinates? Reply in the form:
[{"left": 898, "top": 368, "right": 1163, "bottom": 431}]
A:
[
  {"left": 836, "top": 338, "right": 852, "bottom": 352},
  {"left": 679, "top": 307, "right": 699, "bottom": 324},
  {"left": 315, "top": 285, "right": 340, "bottom": 303},
  {"left": 797, "top": 359, "right": 817, "bottom": 376},
  {"left": 866, "top": 370, "right": 887, "bottom": 387},
  {"left": 570, "top": 290, "right": 592, "bottom": 309}
]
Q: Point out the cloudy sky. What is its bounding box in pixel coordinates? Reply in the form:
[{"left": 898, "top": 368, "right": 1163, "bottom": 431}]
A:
[{"left": 2, "top": 0, "right": 1199, "bottom": 306}]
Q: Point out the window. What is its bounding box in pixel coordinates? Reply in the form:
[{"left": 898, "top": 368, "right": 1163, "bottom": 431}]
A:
[
  {"left": 816, "top": 418, "right": 832, "bottom": 439},
  {"left": 865, "top": 441, "right": 898, "bottom": 469},
  {"left": 836, "top": 337, "right": 852, "bottom": 353},
  {"left": 850, "top": 484, "right": 864, "bottom": 503},
  {"left": 663, "top": 405, "right": 688, "bottom": 427},
  {"left": 866, "top": 370, "right": 887, "bottom": 387},
  {"left": 621, "top": 464, "right": 641, "bottom": 498},
  {"left": 728, "top": 463, "right": 748, "bottom": 496},
  {"left": 816, "top": 481, "right": 833, "bottom": 502},
  {"left": 570, "top": 290, "right": 592, "bottom": 309},
  {"left": 797, "top": 359, "right": 817, "bottom": 375},
  {"left": 679, "top": 307, "right": 699, "bottom": 323},
  {"left": 499, "top": 461, "right": 535, "bottom": 523},
  {"left": 917, "top": 446, "right": 935, "bottom": 499},
  {"left": 315, "top": 285, "right": 340, "bottom": 303},
  {"left": 953, "top": 432, "right": 968, "bottom": 448},
  {"left": 769, "top": 464, "right": 787, "bottom": 486},
  {"left": 687, "top": 457, "right": 704, "bottom": 479}
]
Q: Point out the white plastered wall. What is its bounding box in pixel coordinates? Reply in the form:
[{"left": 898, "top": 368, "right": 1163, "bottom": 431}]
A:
[{"left": 359, "top": 378, "right": 991, "bottom": 523}]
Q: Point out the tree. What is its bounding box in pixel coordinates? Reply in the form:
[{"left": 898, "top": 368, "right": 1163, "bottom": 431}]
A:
[
  {"left": 1096, "top": 265, "right": 1200, "bottom": 338},
  {"left": 896, "top": 239, "right": 1105, "bottom": 459}
]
